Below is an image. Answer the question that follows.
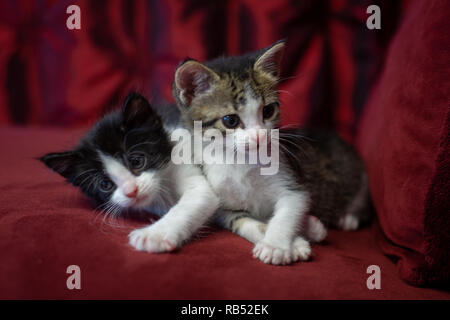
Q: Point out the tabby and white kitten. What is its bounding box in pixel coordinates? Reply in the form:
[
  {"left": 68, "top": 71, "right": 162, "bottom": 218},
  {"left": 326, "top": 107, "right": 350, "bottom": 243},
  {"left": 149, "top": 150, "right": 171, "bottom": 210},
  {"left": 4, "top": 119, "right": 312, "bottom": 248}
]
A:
[
  {"left": 173, "top": 40, "right": 371, "bottom": 265},
  {"left": 40, "top": 93, "right": 219, "bottom": 253}
]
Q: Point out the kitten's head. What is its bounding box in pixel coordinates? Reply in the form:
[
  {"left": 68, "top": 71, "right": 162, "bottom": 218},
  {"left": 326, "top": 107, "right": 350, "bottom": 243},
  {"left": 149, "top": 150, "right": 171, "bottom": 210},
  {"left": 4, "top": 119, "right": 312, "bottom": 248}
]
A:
[
  {"left": 173, "top": 40, "right": 285, "bottom": 151},
  {"left": 40, "top": 92, "right": 172, "bottom": 212}
]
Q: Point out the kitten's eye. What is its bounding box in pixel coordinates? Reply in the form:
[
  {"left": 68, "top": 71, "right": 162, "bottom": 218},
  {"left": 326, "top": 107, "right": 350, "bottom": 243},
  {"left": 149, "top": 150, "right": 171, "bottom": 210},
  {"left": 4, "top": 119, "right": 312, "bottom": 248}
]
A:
[
  {"left": 129, "top": 154, "right": 147, "bottom": 170},
  {"left": 99, "top": 178, "right": 114, "bottom": 193},
  {"left": 222, "top": 114, "right": 240, "bottom": 129},
  {"left": 263, "top": 103, "right": 278, "bottom": 120}
]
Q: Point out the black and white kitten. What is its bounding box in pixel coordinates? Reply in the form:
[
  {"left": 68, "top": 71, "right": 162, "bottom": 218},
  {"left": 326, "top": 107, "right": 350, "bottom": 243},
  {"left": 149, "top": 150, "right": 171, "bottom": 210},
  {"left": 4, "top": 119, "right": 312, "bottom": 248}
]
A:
[
  {"left": 40, "top": 93, "right": 219, "bottom": 253},
  {"left": 173, "top": 40, "right": 371, "bottom": 265}
]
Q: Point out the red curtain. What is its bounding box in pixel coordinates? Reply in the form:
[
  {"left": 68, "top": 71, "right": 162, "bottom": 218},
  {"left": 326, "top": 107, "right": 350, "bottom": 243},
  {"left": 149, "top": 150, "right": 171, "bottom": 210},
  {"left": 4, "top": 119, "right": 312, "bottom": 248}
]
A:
[{"left": 0, "top": 0, "right": 405, "bottom": 142}]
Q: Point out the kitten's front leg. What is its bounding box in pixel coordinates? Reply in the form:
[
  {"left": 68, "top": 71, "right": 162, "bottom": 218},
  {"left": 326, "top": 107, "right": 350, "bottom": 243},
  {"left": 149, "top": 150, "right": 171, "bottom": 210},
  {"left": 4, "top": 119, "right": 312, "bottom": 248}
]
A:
[
  {"left": 129, "top": 219, "right": 179, "bottom": 253},
  {"left": 253, "top": 190, "right": 312, "bottom": 265},
  {"left": 129, "top": 172, "right": 219, "bottom": 253}
]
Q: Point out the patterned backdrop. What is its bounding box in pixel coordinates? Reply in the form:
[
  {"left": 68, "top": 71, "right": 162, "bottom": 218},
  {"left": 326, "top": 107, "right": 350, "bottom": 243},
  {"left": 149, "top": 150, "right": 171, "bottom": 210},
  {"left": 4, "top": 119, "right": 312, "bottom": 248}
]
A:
[{"left": 0, "top": 0, "right": 407, "bottom": 141}]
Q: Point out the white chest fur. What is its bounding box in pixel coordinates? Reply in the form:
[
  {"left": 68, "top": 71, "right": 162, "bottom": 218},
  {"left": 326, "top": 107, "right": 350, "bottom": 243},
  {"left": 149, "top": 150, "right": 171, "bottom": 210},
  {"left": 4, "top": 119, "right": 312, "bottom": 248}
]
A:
[{"left": 203, "top": 163, "right": 276, "bottom": 218}]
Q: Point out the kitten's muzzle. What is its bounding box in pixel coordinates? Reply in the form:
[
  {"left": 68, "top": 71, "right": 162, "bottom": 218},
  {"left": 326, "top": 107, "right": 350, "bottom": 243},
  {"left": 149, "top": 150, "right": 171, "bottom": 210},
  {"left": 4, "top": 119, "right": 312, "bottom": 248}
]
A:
[{"left": 123, "top": 182, "right": 138, "bottom": 198}]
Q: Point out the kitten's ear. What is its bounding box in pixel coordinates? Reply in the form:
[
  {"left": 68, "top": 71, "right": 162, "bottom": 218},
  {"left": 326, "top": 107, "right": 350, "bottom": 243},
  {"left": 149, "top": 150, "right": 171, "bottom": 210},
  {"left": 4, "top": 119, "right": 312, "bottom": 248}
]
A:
[
  {"left": 122, "top": 92, "right": 159, "bottom": 128},
  {"left": 40, "top": 151, "right": 81, "bottom": 179},
  {"left": 254, "top": 40, "right": 286, "bottom": 80},
  {"left": 174, "top": 60, "right": 219, "bottom": 106}
]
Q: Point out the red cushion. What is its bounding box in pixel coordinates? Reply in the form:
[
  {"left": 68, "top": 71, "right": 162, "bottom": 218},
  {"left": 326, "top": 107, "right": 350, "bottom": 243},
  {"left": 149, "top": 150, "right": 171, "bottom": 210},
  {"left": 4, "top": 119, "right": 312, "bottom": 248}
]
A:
[
  {"left": 357, "top": 0, "right": 449, "bottom": 287},
  {"left": 1, "top": 126, "right": 449, "bottom": 299}
]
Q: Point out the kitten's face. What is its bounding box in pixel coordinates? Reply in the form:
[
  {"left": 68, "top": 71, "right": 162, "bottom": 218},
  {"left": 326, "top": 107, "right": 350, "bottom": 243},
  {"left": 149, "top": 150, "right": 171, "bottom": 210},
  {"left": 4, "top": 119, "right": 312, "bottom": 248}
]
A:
[
  {"left": 173, "top": 41, "right": 285, "bottom": 152},
  {"left": 41, "top": 93, "right": 172, "bottom": 212}
]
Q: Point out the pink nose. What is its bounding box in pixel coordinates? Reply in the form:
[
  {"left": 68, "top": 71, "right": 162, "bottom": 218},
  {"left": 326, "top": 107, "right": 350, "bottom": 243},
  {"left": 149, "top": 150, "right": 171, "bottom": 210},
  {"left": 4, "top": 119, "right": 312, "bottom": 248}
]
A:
[
  {"left": 124, "top": 185, "right": 138, "bottom": 198},
  {"left": 252, "top": 130, "right": 266, "bottom": 145}
]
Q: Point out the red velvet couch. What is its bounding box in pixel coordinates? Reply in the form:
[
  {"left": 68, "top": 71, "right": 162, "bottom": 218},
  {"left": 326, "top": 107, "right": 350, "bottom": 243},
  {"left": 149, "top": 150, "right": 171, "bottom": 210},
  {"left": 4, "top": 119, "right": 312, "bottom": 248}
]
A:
[{"left": 0, "top": 0, "right": 448, "bottom": 299}]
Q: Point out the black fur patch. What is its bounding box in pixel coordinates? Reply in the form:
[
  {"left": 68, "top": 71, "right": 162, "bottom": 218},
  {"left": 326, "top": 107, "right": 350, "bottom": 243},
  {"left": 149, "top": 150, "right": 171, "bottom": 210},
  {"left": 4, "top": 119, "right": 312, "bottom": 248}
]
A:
[{"left": 40, "top": 92, "right": 172, "bottom": 207}]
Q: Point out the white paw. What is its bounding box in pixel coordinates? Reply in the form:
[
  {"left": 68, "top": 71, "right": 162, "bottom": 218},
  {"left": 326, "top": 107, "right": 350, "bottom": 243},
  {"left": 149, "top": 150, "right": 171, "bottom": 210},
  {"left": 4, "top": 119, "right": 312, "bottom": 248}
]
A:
[
  {"left": 291, "top": 237, "right": 312, "bottom": 261},
  {"left": 128, "top": 224, "right": 179, "bottom": 253},
  {"left": 252, "top": 237, "right": 312, "bottom": 265},
  {"left": 304, "top": 215, "right": 328, "bottom": 242},
  {"left": 253, "top": 242, "right": 291, "bottom": 265},
  {"left": 338, "top": 214, "right": 359, "bottom": 231}
]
